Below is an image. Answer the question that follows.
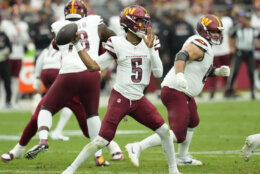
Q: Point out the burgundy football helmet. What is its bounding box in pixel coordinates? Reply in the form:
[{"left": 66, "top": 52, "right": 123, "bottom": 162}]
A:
[
  {"left": 196, "top": 14, "right": 224, "bottom": 45},
  {"left": 120, "top": 5, "right": 151, "bottom": 38},
  {"left": 64, "top": 0, "right": 88, "bottom": 19}
]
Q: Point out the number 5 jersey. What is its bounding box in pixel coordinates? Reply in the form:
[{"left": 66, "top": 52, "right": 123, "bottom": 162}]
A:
[{"left": 95, "top": 35, "right": 162, "bottom": 101}]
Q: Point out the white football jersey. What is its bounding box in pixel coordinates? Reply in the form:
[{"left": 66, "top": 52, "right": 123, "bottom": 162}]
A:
[
  {"left": 1, "top": 20, "right": 29, "bottom": 60},
  {"left": 101, "top": 36, "right": 161, "bottom": 100},
  {"left": 162, "top": 35, "right": 214, "bottom": 97},
  {"left": 42, "top": 46, "right": 61, "bottom": 70},
  {"left": 51, "top": 15, "right": 103, "bottom": 74},
  {"left": 34, "top": 46, "right": 61, "bottom": 78},
  {"left": 212, "top": 16, "right": 233, "bottom": 56}
]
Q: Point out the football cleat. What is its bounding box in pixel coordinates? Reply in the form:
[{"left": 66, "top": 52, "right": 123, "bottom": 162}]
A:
[
  {"left": 177, "top": 155, "right": 203, "bottom": 166},
  {"left": 95, "top": 155, "right": 110, "bottom": 166},
  {"left": 1, "top": 152, "right": 14, "bottom": 162},
  {"left": 125, "top": 143, "right": 141, "bottom": 167},
  {"left": 50, "top": 131, "right": 69, "bottom": 141},
  {"left": 1, "top": 144, "right": 25, "bottom": 162},
  {"left": 112, "top": 152, "right": 124, "bottom": 161},
  {"left": 62, "top": 166, "right": 75, "bottom": 174},
  {"left": 241, "top": 136, "right": 258, "bottom": 162},
  {"left": 24, "top": 144, "right": 49, "bottom": 159}
]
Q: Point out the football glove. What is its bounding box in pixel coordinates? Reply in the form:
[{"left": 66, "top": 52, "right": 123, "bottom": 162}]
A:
[
  {"left": 215, "top": 65, "right": 230, "bottom": 77},
  {"left": 174, "top": 72, "right": 188, "bottom": 89}
]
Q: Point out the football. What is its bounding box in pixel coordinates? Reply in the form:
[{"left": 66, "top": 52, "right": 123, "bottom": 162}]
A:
[{"left": 55, "top": 23, "right": 78, "bottom": 45}]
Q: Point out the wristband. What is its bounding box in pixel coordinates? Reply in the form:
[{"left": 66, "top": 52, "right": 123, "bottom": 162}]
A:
[{"left": 74, "top": 41, "right": 84, "bottom": 52}]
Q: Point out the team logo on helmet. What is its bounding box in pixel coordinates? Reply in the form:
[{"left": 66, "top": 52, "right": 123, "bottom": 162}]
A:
[
  {"left": 197, "top": 14, "right": 224, "bottom": 45},
  {"left": 120, "top": 5, "right": 151, "bottom": 38}
]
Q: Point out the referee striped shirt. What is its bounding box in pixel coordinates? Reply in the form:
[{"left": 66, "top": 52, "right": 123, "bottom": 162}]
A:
[{"left": 230, "top": 25, "right": 260, "bottom": 51}]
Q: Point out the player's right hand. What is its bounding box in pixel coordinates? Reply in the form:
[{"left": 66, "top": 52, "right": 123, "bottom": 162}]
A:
[
  {"left": 174, "top": 73, "right": 188, "bottom": 89},
  {"left": 33, "top": 78, "right": 42, "bottom": 91},
  {"left": 71, "top": 32, "right": 79, "bottom": 44}
]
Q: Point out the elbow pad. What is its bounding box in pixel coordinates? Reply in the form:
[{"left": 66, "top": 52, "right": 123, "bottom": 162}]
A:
[{"left": 175, "top": 50, "right": 189, "bottom": 62}]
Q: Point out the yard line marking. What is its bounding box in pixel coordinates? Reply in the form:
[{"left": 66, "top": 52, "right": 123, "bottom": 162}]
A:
[
  {"left": 0, "top": 130, "right": 149, "bottom": 141},
  {"left": 0, "top": 170, "right": 216, "bottom": 174}
]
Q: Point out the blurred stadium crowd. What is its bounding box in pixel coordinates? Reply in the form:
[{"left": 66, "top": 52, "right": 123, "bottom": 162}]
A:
[{"left": 0, "top": 0, "right": 259, "bottom": 109}]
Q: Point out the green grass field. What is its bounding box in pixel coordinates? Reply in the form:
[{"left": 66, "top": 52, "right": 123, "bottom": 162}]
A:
[{"left": 0, "top": 100, "right": 260, "bottom": 174}]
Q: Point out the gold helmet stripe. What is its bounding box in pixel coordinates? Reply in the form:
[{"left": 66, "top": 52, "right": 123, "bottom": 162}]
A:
[
  {"left": 213, "top": 15, "right": 222, "bottom": 27},
  {"left": 70, "top": 0, "right": 76, "bottom": 14}
]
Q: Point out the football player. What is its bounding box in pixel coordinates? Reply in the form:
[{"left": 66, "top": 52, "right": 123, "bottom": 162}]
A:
[
  {"left": 1, "top": 9, "right": 30, "bottom": 107},
  {"left": 1, "top": 0, "right": 123, "bottom": 165},
  {"left": 1, "top": 44, "right": 123, "bottom": 165},
  {"left": 125, "top": 15, "right": 231, "bottom": 166},
  {"left": 241, "top": 133, "right": 260, "bottom": 161},
  {"left": 33, "top": 45, "right": 72, "bottom": 141},
  {"left": 62, "top": 5, "right": 180, "bottom": 174}
]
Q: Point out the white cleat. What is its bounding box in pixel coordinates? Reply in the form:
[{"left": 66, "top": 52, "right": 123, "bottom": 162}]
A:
[
  {"left": 1, "top": 145, "right": 25, "bottom": 162},
  {"left": 62, "top": 166, "right": 75, "bottom": 174},
  {"left": 177, "top": 155, "right": 203, "bottom": 166},
  {"left": 241, "top": 136, "right": 258, "bottom": 162},
  {"left": 125, "top": 143, "right": 141, "bottom": 167},
  {"left": 112, "top": 152, "right": 124, "bottom": 161},
  {"left": 50, "top": 131, "right": 69, "bottom": 141}
]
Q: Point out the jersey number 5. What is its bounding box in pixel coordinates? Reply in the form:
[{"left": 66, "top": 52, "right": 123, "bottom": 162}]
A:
[
  {"left": 131, "top": 58, "right": 142, "bottom": 83},
  {"left": 69, "top": 31, "right": 90, "bottom": 52}
]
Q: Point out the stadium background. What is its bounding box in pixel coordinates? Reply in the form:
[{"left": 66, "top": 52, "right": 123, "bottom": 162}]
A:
[{"left": 0, "top": 0, "right": 260, "bottom": 174}]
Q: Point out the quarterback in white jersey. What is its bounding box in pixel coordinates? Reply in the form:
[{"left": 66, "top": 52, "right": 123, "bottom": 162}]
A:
[
  {"left": 125, "top": 15, "right": 231, "bottom": 168},
  {"left": 24, "top": 0, "right": 123, "bottom": 165},
  {"left": 63, "top": 5, "right": 180, "bottom": 174}
]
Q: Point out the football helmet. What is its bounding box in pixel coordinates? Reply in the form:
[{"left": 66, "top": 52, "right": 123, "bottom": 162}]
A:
[
  {"left": 120, "top": 5, "right": 151, "bottom": 38},
  {"left": 196, "top": 14, "right": 224, "bottom": 45},
  {"left": 64, "top": 0, "right": 87, "bottom": 19}
]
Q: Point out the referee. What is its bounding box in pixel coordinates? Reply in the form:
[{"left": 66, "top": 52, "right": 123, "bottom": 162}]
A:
[
  {"left": 0, "top": 14, "right": 12, "bottom": 108},
  {"left": 226, "top": 10, "right": 260, "bottom": 99}
]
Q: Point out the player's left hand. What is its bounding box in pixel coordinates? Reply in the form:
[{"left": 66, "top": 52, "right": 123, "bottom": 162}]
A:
[
  {"left": 215, "top": 65, "right": 230, "bottom": 77},
  {"left": 142, "top": 27, "right": 155, "bottom": 48}
]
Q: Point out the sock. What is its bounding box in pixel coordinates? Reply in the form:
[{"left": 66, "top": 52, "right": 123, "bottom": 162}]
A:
[
  {"left": 139, "top": 129, "right": 177, "bottom": 152},
  {"left": 38, "top": 110, "right": 53, "bottom": 140},
  {"left": 106, "top": 140, "right": 121, "bottom": 155},
  {"left": 178, "top": 128, "right": 194, "bottom": 157},
  {"left": 139, "top": 132, "right": 162, "bottom": 152},
  {"left": 156, "top": 124, "right": 179, "bottom": 173},
  {"left": 54, "top": 107, "right": 72, "bottom": 133},
  {"left": 10, "top": 143, "right": 25, "bottom": 158},
  {"left": 87, "top": 116, "right": 102, "bottom": 157},
  {"left": 69, "top": 136, "right": 108, "bottom": 172}
]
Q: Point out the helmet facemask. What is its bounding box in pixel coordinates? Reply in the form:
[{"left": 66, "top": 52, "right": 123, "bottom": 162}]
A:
[{"left": 208, "top": 29, "right": 223, "bottom": 45}]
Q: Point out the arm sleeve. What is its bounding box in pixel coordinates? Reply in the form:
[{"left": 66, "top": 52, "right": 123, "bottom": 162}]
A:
[
  {"left": 34, "top": 49, "right": 47, "bottom": 78},
  {"left": 149, "top": 48, "right": 163, "bottom": 78},
  {"left": 94, "top": 51, "right": 115, "bottom": 71}
]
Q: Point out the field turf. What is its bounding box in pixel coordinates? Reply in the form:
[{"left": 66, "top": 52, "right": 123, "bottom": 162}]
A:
[{"left": 0, "top": 100, "right": 260, "bottom": 174}]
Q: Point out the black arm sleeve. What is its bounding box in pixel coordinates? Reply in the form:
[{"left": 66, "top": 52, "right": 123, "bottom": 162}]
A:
[{"left": 208, "top": 66, "right": 216, "bottom": 77}]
